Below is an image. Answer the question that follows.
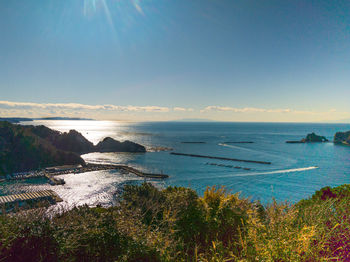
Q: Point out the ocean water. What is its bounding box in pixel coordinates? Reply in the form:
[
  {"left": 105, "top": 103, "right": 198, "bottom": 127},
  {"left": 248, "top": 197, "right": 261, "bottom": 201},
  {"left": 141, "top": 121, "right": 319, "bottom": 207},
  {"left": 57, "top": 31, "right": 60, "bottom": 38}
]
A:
[{"left": 1, "top": 120, "right": 350, "bottom": 207}]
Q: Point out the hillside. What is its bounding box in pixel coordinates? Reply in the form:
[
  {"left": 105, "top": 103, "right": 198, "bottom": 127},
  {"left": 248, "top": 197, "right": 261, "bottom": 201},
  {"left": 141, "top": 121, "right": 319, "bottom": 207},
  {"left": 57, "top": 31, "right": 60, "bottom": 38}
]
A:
[
  {"left": 29, "top": 125, "right": 95, "bottom": 154},
  {"left": 0, "top": 121, "right": 85, "bottom": 175},
  {"left": 0, "top": 121, "right": 146, "bottom": 175},
  {"left": 2, "top": 183, "right": 350, "bottom": 261}
]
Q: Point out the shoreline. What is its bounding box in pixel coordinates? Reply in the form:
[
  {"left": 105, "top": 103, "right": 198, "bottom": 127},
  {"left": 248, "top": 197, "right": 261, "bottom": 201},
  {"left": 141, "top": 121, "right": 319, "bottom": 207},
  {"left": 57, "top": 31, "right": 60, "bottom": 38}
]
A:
[{"left": 1, "top": 163, "right": 169, "bottom": 183}]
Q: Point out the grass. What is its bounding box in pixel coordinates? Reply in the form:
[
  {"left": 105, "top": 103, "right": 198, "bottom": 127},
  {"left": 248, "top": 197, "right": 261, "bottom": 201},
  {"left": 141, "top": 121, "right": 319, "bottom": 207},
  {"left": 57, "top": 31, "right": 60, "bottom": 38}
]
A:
[{"left": 1, "top": 183, "right": 350, "bottom": 261}]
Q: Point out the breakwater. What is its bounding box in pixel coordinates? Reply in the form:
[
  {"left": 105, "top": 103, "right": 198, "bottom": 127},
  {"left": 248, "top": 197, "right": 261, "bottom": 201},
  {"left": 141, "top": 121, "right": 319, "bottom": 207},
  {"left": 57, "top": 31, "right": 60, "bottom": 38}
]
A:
[
  {"left": 170, "top": 152, "right": 271, "bottom": 165},
  {"left": 83, "top": 164, "right": 169, "bottom": 179}
]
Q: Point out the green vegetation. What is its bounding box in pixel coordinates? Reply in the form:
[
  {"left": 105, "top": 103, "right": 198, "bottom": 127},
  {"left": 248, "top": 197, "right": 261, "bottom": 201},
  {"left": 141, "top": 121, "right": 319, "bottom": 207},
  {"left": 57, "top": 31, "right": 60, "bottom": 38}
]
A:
[
  {"left": 334, "top": 131, "right": 350, "bottom": 145},
  {"left": 0, "top": 121, "right": 85, "bottom": 175},
  {"left": 1, "top": 183, "right": 350, "bottom": 261},
  {"left": 0, "top": 121, "right": 146, "bottom": 175},
  {"left": 302, "top": 132, "right": 329, "bottom": 142}
]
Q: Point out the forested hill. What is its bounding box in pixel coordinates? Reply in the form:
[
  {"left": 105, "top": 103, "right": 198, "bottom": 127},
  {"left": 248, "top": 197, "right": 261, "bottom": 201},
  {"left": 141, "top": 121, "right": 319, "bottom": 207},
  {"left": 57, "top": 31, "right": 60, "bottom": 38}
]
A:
[
  {"left": 0, "top": 121, "right": 146, "bottom": 175},
  {"left": 0, "top": 121, "right": 86, "bottom": 175}
]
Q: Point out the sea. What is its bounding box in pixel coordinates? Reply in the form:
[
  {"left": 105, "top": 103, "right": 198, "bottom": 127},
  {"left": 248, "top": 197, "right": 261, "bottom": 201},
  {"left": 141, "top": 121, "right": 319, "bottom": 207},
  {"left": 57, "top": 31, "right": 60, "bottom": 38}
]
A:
[{"left": 1, "top": 120, "right": 350, "bottom": 207}]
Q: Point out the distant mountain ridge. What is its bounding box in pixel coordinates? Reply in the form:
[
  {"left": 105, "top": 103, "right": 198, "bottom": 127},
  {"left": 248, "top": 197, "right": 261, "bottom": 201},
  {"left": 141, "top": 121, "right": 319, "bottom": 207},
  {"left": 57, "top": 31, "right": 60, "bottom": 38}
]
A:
[
  {"left": 36, "top": 117, "right": 94, "bottom": 120},
  {"left": 0, "top": 117, "right": 33, "bottom": 123},
  {"left": 0, "top": 117, "right": 94, "bottom": 123},
  {"left": 170, "top": 118, "right": 216, "bottom": 122}
]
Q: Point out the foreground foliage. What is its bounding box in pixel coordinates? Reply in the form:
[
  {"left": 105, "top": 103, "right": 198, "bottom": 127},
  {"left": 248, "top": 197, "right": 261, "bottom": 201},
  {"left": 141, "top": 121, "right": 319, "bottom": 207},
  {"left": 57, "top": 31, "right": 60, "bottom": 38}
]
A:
[{"left": 1, "top": 183, "right": 350, "bottom": 261}]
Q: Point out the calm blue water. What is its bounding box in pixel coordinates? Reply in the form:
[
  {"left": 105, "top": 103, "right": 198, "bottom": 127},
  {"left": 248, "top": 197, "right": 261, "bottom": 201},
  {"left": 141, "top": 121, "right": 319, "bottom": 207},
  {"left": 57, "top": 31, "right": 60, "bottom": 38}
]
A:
[{"left": 1, "top": 120, "right": 350, "bottom": 206}]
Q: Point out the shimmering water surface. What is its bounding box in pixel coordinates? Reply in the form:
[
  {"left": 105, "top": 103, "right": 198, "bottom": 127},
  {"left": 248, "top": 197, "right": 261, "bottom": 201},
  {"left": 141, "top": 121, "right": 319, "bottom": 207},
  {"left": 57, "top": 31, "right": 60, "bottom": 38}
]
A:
[{"left": 1, "top": 120, "right": 350, "bottom": 206}]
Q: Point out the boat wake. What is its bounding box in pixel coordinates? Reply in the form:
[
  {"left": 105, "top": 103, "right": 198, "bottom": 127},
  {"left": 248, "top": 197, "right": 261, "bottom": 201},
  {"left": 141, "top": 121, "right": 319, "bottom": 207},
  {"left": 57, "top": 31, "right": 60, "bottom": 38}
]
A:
[{"left": 175, "top": 166, "right": 319, "bottom": 184}]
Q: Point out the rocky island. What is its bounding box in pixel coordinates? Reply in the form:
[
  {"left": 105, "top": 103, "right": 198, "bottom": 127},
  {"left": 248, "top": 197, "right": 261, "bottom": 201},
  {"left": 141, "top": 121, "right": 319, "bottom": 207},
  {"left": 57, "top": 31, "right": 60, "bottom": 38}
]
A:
[
  {"left": 0, "top": 121, "right": 146, "bottom": 175},
  {"left": 96, "top": 137, "right": 146, "bottom": 153},
  {"left": 334, "top": 131, "right": 350, "bottom": 145},
  {"left": 286, "top": 132, "right": 329, "bottom": 143}
]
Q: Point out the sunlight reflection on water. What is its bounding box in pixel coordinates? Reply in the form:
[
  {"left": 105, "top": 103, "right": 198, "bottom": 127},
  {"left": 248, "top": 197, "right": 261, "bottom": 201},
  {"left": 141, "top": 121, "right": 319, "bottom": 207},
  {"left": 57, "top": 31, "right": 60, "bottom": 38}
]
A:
[{"left": 28, "top": 170, "right": 141, "bottom": 209}]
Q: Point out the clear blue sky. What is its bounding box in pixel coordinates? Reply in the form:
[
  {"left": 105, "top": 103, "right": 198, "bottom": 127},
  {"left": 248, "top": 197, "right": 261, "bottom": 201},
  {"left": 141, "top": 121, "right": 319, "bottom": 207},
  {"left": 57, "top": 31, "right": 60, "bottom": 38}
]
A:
[{"left": 1, "top": 0, "right": 350, "bottom": 121}]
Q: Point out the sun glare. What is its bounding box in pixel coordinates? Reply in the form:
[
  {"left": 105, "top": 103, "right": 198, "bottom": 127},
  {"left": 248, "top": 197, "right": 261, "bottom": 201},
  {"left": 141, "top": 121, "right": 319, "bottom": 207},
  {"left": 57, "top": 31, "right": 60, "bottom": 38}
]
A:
[
  {"left": 83, "top": 0, "right": 144, "bottom": 18},
  {"left": 83, "top": 0, "right": 145, "bottom": 37}
]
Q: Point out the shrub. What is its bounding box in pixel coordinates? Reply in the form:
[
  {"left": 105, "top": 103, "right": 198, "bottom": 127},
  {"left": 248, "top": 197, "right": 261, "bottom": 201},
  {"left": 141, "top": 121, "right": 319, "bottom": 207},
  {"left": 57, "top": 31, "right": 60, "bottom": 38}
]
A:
[{"left": 2, "top": 183, "right": 350, "bottom": 261}]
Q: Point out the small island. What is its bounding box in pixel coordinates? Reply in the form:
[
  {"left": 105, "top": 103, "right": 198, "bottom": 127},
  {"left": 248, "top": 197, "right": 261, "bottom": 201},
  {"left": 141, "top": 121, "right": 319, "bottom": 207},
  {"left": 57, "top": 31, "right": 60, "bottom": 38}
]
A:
[
  {"left": 286, "top": 132, "right": 329, "bottom": 143},
  {"left": 334, "top": 131, "right": 350, "bottom": 145}
]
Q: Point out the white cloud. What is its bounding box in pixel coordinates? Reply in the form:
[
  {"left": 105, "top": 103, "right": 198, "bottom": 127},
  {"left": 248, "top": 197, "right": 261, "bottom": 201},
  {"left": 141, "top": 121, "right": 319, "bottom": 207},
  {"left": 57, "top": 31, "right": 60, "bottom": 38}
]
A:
[
  {"left": 199, "top": 105, "right": 350, "bottom": 122},
  {"left": 200, "top": 106, "right": 292, "bottom": 113},
  {"left": 1, "top": 101, "right": 349, "bottom": 122},
  {"left": 0, "top": 101, "right": 170, "bottom": 113},
  {"left": 173, "top": 107, "right": 194, "bottom": 112}
]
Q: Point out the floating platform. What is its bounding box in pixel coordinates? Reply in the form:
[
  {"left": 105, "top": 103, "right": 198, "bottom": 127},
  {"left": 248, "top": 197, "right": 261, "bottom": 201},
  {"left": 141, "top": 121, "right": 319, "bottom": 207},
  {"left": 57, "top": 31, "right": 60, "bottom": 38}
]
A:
[{"left": 170, "top": 152, "right": 271, "bottom": 165}]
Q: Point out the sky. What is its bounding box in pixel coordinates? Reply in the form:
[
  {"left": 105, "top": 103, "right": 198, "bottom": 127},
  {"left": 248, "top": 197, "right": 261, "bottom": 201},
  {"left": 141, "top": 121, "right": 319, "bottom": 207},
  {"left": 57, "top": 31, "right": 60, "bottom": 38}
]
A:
[{"left": 1, "top": 0, "right": 350, "bottom": 122}]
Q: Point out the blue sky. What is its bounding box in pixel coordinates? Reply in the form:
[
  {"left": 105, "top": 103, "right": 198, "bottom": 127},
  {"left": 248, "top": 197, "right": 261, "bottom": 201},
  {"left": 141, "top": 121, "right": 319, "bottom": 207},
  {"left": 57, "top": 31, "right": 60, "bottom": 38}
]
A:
[{"left": 1, "top": 0, "right": 350, "bottom": 121}]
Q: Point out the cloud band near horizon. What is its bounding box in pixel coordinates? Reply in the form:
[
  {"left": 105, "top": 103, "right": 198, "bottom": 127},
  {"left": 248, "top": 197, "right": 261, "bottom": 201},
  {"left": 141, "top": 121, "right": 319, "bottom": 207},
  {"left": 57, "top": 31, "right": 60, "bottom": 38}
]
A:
[{"left": 0, "top": 101, "right": 349, "bottom": 122}]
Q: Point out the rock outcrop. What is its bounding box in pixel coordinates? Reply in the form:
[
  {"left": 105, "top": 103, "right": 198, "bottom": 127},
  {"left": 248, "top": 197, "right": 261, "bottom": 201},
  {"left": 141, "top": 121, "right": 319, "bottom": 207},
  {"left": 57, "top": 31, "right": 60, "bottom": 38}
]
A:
[
  {"left": 334, "top": 131, "right": 350, "bottom": 145},
  {"left": 286, "top": 132, "right": 329, "bottom": 143},
  {"left": 96, "top": 137, "right": 146, "bottom": 153},
  {"left": 302, "top": 133, "right": 329, "bottom": 142}
]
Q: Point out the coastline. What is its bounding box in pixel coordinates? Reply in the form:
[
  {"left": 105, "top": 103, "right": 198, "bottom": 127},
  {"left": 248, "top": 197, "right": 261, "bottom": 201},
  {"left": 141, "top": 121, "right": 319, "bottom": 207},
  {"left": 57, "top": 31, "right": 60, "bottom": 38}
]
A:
[{"left": 2, "top": 120, "right": 350, "bottom": 205}]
